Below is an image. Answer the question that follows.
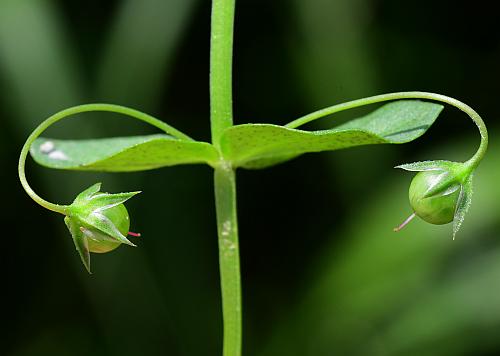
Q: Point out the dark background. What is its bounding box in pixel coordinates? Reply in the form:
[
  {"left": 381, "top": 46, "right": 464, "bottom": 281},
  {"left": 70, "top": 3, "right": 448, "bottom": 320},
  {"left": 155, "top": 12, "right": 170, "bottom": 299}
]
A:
[{"left": 2, "top": 0, "right": 500, "bottom": 355}]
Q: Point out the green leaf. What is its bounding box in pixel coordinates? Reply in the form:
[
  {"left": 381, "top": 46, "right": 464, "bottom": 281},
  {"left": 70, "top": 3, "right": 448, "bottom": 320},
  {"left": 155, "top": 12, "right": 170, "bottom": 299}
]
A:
[
  {"left": 30, "top": 134, "right": 219, "bottom": 172},
  {"left": 220, "top": 100, "right": 443, "bottom": 169}
]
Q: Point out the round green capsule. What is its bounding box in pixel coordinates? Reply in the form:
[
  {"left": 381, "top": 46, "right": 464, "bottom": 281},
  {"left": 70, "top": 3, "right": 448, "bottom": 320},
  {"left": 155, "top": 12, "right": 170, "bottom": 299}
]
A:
[
  {"left": 85, "top": 204, "right": 130, "bottom": 253},
  {"left": 409, "top": 170, "right": 461, "bottom": 225}
]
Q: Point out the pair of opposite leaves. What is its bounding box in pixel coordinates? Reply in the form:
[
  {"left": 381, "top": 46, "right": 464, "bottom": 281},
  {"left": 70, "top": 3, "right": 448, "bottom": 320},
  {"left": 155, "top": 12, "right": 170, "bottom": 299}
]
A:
[{"left": 27, "top": 100, "right": 481, "bottom": 272}]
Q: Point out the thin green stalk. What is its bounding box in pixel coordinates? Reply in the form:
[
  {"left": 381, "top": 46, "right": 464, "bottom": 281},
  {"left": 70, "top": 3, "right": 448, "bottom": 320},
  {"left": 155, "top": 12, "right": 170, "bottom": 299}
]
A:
[
  {"left": 285, "top": 91, "right": 488, "bottom": 169},
  {"left": 210, "top": 0, "right": 235, "bottom": 148},
  {"left": 209, "top": 0, "right": 242, "bottom": 354},
  {"left": 214, "top": 164, "right": 242, "bottom": 356},
  {"left": 18, "top": 103, "right": 193, "bottom": 214},
  {"left": 19, "top": 128, "right": 68, "bottom": 215}
]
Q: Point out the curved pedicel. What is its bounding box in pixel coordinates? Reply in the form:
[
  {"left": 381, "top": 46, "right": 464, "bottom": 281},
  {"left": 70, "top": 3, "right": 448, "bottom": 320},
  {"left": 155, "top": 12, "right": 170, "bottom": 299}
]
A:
[
  {"left": 16, "top": 104, "right": 188, "bottom": 271},
  {"left": 284, "top": 91, "right": 487, "bottom": 238}
]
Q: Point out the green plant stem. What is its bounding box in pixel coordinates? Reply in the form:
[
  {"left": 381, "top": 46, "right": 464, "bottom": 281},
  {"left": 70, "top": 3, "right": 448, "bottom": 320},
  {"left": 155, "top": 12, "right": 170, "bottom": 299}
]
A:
[
  {"left": 214, "top": 164, "right": 242, "bottom": 356},
  {"left": 285, "top": 91, "right": 488, "bottom": 169},
  {"left": 210, "top": 0, "right": 235, "bottom": 148},
  {"left": 18, "top": 103, "right": 193, "bottom": 214},
  {"left": 209, "top": 0, "right": 241, "bottom": 354}
]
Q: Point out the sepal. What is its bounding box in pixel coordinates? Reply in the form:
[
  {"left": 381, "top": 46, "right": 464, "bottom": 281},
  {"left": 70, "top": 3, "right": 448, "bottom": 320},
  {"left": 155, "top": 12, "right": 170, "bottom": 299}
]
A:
[
  {"left": 395, "top": 160, "right": 460, "bottom": 172},
  {"left": 453, "top": 174, "right": 474, "bottom": 240},
  {"left": 65, "top": 216, "right": 91, "bottom": 273},
  {"left": 79, "top": 212, "right": 135, "bottom": 246},
  {"left": 74, "top": 182, "right": 102, "bottom": 202},
  {"left": 87, "top": 191, "right": 140, "bottom": 212}
]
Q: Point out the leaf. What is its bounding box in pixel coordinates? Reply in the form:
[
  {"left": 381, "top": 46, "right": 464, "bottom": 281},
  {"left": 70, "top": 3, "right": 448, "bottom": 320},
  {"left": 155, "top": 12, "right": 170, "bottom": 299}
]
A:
[
  {"left": 220, "top": 100, "right": 443, "bottom": 169},
  {"left": 30, "top": 134, "right": 219, "bottom": 172}
]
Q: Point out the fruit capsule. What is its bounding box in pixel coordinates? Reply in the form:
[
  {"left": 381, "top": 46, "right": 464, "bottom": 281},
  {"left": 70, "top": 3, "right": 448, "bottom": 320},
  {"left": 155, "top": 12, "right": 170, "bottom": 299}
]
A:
[
  {"left": 409, "top": 170, "right": 461, "bottom": 225},
  {"left": 64, "top": 183, "right": 140, "bottom": 272}
]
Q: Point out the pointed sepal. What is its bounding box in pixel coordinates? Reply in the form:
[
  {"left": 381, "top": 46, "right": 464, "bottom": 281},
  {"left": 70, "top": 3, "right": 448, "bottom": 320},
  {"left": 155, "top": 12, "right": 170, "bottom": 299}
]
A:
[
  {"left": 419, "top": 171, "right": 461, "bottom": 200},
  {"left": 88, "top": 191, "right": 141, "bottom": 212},
  {"left": 74, "top": 182, "right": 102, "bottom": 202},
  {"left": 453, "top": 173, "right": 474, "bottom": 240},
  {"left": 65, "top": 216, "right": 91, "bottom": 273},
  {"left": 395, "top": 160, "right": 459, "bottom": 172},
  {"left": 82, "top": 211, "right": 136, "bottom": 246}
]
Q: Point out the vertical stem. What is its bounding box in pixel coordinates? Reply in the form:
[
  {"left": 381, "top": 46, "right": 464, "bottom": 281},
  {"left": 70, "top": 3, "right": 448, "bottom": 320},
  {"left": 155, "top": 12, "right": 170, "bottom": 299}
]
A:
[
  {"left": 210, "top": 0, "right": 241, "bottom": 354},
  {"left": 210, "top": 0, "right": 235, "bottom": 148},
  {"left": 214, "top": 165, "right": 242, "bottom": 356}
]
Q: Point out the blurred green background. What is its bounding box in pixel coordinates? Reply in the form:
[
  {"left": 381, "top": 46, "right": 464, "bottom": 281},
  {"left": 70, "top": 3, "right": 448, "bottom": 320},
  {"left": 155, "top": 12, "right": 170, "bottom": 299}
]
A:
[{"left": 2, "top": 0, "right": 500, "bottom": 355}]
